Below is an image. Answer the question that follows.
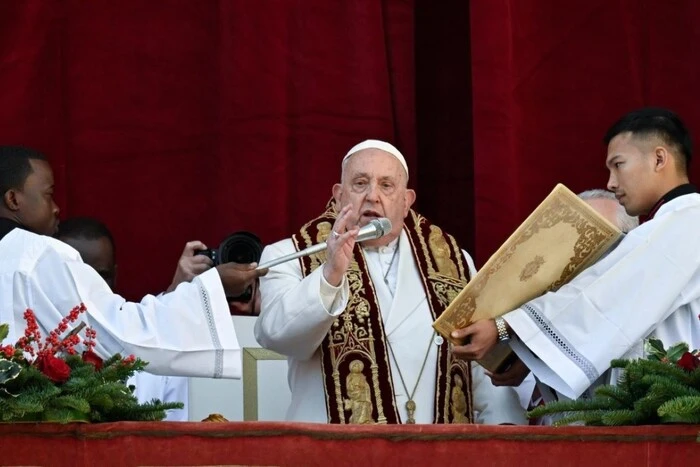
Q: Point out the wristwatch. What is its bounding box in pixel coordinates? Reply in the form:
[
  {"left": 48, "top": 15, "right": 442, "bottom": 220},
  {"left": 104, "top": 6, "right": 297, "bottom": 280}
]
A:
[{"left": 495, "top": 317, "right": 510, "bottom": 343}]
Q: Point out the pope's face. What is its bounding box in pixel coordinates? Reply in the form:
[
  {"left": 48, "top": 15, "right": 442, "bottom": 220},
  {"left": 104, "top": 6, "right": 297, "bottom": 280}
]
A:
[{"left": 333, "top": 149, "right": 415, "bottom": 247}]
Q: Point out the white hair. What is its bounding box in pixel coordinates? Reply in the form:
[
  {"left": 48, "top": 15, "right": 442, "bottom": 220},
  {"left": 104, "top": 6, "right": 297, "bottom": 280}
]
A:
[{"left": 578, "top": 189, "right": 639, "bottom": 233}]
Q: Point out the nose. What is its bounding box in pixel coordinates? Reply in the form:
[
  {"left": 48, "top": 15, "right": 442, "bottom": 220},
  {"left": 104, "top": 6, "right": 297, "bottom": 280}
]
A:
[
  {"left": 366, "top": 181, "right": 381, "bottom": 203},
  {"left": 52, "top": 200, "right": 60, "bottom": 217},
  {"left": 607, "top": 172, "right": 617, "bottom": 192}
]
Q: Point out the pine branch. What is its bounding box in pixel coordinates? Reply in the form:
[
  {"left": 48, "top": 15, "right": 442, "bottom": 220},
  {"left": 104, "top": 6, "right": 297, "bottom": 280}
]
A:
[{"left": 657, "top": 396, "right": 700, "bottom": 424}]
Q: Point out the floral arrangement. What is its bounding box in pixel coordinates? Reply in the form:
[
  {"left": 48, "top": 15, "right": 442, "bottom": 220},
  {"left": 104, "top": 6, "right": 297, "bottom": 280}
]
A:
[
  {"left": 0, "top": 304, "right": 182, "bottom": 423},
  {"left": 529, "top": 338, "right": 700, "bottom": 426}
]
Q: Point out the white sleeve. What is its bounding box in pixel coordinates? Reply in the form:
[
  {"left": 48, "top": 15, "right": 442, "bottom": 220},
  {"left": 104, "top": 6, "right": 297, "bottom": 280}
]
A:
[
  {"left": 255, "top": 240, "right": 349, "bottom": 360},
  {"left": 462, "top": 249, "right": 477, "bottom": 279},
  {"left": 504, "top": 204, "right": 700, "bottom": 399},
  {"left": 16, "top": 246, "right": 241, "bottom": 379},
  {"left": 471, "top": 363, "right": 527, "bottom": 425}
]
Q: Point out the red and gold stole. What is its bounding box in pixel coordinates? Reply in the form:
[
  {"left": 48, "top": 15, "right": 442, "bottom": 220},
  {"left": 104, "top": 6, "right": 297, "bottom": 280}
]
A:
[{"left": 292, "top": 202, "right": 474, "bottom": 424}]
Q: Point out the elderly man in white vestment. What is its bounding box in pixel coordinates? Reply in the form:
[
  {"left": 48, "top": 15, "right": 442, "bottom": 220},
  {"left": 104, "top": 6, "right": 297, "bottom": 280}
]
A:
[
  {"left": 255, "top": 140, "right": 525, "bottom": 424},
  {"left": 0, "top": 146, "right": 266, "bottom": 379},
  {"left": 453, "top": 108, "right": 700, "bottom": 401}
]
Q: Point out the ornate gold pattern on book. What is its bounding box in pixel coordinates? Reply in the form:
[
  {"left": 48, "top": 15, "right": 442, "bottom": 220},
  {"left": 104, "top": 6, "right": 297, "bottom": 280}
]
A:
[
  {"left": 520, "top": 255, "right": 545, "bottom": 282},
  {"left": 432, "top": 184, "right": 622, "bottom": 371}
]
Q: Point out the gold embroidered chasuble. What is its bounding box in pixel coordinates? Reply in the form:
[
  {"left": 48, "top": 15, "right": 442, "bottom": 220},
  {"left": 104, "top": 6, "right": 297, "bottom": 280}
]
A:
[{"left": 292, "top": 204, "right": 474, "bottom": 424}]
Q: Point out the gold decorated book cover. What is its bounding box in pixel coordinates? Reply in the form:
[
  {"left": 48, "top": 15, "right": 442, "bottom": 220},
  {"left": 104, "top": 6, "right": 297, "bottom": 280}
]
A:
[{"left": 433, "top": 184, "right": 623, "bottom": 372}]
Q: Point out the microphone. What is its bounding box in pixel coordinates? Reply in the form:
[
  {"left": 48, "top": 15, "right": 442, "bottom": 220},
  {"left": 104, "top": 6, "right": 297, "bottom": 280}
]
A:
[{"left": 257, "top": 217, "right": 393, "bottom": 270}]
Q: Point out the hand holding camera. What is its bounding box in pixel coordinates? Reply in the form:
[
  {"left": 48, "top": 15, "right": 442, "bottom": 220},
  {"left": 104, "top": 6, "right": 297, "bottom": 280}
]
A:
[
  {"left": 166, "top": 240, "right": 215, "bottom": 292},
  {"left": 194, "top": 231, "right": 264, "bottom": 304}
]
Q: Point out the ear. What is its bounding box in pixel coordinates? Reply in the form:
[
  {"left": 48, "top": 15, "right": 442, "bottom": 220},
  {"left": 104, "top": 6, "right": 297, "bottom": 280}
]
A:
[
  {"left": 3, "top": 189, "right": 21, "bottom": 212},
  {"left": 404, "top": 189, "right": 416, "bottom": 216},
  {"left": 332, "top": 183, "right": 342, "bottom": 205},
  {"left": 653, "top": 146, "right": 670, "bottom": 172}
]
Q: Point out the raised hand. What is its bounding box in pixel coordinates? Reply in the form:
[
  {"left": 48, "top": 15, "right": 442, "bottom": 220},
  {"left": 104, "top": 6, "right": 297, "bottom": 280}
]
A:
[{"left": 322, "top": 204, "right": 360, "bottom": 286}]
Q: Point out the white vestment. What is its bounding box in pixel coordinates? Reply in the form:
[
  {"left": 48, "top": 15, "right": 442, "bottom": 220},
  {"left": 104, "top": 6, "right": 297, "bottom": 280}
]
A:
[
  {"left": 505, "top": 193, "right": 700, "bottom": 400},
  {"left": 128, "top": 373, "right": 189, "bottom": 421},
  {"left": 0, "top": 228, "right": 242, "bottom": 379},
  {"left": 255, "top": 231, "right": 526, "bottom": 424}
]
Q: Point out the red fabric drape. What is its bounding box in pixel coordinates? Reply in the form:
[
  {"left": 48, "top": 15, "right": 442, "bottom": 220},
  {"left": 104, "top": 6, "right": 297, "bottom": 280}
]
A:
[
  {"left": 0, "top": 0, "right": 416, "bottom": 299},
  {"left": 3, "top": 1, "right": 700, "bottom": 296},
  {"left": 1, "top": 422, "right": 698, "bottom": 467},
  {"left": 470, "top": 0, "right": 700, "bottom": 263}
]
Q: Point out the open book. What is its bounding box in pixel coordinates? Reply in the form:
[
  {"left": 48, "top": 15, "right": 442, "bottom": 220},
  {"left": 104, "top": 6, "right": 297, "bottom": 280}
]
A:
[{"left": 433, "top": 184, "right": 623, "bottom": 372}]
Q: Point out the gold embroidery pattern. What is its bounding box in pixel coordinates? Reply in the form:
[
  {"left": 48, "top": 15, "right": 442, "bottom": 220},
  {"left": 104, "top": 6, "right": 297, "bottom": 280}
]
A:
[
  {"left": 429, "top": 225, "right": 459, "bottom": 278},
  {"left": 343, "top": 360, "right": 374, "bottom": 424},
  {"left": 450, "top": 373, "right": 470, "bottom": 424},
  {"left": 295, "top": 203, "right": 474, "bottom": 424},
  {"left": 404, "top": 210, "right": 474, "bottom": 424},
  {"left": 295, "top": 203, "right": 397, "bottom": 425},
  {"left": 436, "top": 193, "right": 620, "bottom": 331},
  {"left": 520, "top": 255, "right": 545, "bottom": 282}
]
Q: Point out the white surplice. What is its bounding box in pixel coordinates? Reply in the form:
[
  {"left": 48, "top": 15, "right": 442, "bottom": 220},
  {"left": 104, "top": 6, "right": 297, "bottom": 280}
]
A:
[
  {"left": 505, "top": 193, "right": 700, "bottom": 400},
  {"left": 129, "top": 373, "right": 189, "bottom": 421},
  {"left": 0, "top": 228, "right": 242, "bottom": 379},
  {"left": 255, "top": 231, "right": 526, "bottom": 424}
]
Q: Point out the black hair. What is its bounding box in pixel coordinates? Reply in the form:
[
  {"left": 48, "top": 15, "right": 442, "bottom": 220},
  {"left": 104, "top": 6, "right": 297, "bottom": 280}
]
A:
[
  {"left": 57, "top": 217, "right": 116, "bottom": 254},
  {"left": 603, "top": 107, "right": 692, "bottom": 170},
  {"left": 0, "top": 146, "right": 47, "bottom": 197}
]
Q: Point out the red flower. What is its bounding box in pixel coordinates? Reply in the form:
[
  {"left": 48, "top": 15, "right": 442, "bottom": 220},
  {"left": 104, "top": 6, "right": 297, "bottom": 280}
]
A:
[
  {"left": 36, "top": 354, "right": 71, "bottom": 383},
  {"left": 82, "top": 350, "right": 104, "bottom": 371},
  {"left": 677, "top": 352, "right": 700, "bottom": 372}
]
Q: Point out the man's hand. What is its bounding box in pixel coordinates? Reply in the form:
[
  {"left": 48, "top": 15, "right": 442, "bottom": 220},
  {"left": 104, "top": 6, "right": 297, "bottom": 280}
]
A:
[
  {"left": 451, "top": 319, "right": 499, "bottom": 361},
  {"left": 217, "top": 263, "right": 268, "bottom": 298},
  {"left": 167, "top": 241, "right": 214, "bottom": 292},
  {"left": 487, "top": 357, "right": 530, "bottom": 387},
  {"left": 323, "top": 204, "right": 360, "bottom": 286}
]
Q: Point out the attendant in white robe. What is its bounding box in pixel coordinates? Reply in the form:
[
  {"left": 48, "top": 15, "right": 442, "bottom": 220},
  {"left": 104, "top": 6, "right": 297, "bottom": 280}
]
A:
[
  {"left": 453, "top": 108, "right": 700, "bottom": 401},
  {"left": 508, "top": 190, "right": 639, "bottom": 420},
  {"left": 256, "top": 140, "right": 525, "bottom": 424},
  {"left": 0, "top": 146, "right": 266, "bottom": 379},
  {"left": 57, "top": 216, "right": 194, "bottom": 420}
]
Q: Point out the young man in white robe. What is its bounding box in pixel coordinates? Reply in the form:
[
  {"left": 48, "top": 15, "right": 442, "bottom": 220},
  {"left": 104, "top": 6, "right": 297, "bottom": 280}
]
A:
[
  {"left": 255, "top": 140, "right": 525, "bottom": 425},
  {"left": 508, "top": 190, "right": 639, "bottom": 418},
  {"left": 453, "top": 107, "right": 700, "bottom": 401},
  {"left": 0, "top": 146, "right": 266, "bottom": 379}
]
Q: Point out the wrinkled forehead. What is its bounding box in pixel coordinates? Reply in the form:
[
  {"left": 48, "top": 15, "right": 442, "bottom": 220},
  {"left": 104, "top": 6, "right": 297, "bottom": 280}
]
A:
[{"left": 342, "top": 149, "right": 407, "bottom": 181}]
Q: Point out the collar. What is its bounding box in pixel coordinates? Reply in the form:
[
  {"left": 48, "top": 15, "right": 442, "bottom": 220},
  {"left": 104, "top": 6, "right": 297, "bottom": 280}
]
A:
[
  {"left": 362, "top": 236, "right": 400, "bottom": 254},
  {"left": 645, "top": 183, "right": 698, "bottom": 221},
  {"left": 0, "top": 217, "right": 25, "bottom": 242}
]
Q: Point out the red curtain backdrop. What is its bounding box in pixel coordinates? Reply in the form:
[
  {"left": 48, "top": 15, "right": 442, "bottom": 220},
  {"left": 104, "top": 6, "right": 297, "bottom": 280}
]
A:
[
  {"left": 0, "top": 0, "right": 416, "bottom": 299},
  {"left": 470, "top": 0, "right": 700, "bottom": 262},
  {"left": 2, "top": 0, "right": 700, "bottom": 298}
]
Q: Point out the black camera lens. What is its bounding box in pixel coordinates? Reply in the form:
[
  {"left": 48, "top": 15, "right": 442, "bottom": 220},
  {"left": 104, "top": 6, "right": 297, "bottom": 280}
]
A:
[
  {"left": 194, "top": 231, "right": 263, "bottom": 303},
  {"left": 218, "top": 231, "right": 263, "bottom": 265}
]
